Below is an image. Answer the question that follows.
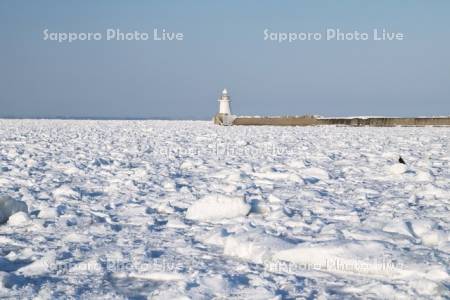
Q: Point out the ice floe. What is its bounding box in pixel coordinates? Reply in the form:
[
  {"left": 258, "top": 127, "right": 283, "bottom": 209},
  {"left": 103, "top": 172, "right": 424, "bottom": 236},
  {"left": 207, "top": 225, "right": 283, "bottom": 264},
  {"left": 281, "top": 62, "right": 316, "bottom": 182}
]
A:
[{"left": 186, "top": 194, "right": 250, "bottom": 222}]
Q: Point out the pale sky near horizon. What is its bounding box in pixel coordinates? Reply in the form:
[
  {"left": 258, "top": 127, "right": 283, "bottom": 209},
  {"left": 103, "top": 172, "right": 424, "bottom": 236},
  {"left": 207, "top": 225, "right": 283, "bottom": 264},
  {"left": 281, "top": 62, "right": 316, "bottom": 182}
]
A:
[{"left": 1, "top": 1, "right": 449, "bottom": 119}]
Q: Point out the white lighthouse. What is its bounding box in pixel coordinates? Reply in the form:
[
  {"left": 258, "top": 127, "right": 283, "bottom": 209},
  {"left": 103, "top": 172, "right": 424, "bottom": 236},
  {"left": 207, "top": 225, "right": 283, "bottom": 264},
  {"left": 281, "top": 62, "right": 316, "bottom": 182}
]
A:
[
  {"left": 218, "top": 88, "right": 231, "bottom": 115},
  {"left": 214, "top": 88, "right": 236, "bottom": 125}
]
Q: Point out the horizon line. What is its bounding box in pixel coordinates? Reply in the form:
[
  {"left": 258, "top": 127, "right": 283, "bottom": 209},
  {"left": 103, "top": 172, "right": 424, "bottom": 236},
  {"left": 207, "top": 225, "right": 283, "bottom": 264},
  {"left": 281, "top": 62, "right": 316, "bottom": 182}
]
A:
[{"left": 0, "top": 116, "right": 210, "bottom": 121}]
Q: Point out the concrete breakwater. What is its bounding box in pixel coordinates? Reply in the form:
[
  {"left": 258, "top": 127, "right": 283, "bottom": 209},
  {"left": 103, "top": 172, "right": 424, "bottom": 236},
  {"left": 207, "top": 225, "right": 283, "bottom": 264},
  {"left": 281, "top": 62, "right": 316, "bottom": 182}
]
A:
[{"left": 215, "top": 115, "right": 450, "bottom": 126}]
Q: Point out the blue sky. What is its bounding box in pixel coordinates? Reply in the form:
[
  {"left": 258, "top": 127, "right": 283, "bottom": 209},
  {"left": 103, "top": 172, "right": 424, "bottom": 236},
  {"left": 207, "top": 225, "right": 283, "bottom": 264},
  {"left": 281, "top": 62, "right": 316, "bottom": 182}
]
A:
[{"left": 1, "top": 1, "right": 449, "bottom": 119}]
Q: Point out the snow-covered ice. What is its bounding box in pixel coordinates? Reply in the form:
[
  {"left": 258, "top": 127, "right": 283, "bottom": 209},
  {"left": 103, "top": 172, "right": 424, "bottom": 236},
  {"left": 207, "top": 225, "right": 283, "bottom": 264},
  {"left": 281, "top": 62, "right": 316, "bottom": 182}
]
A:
[
  {"left": 0, "top": 119, "right": 449, "bottom": 299},
  {"left": 186, "top": 195, "right": 250, "bottom": 221}
]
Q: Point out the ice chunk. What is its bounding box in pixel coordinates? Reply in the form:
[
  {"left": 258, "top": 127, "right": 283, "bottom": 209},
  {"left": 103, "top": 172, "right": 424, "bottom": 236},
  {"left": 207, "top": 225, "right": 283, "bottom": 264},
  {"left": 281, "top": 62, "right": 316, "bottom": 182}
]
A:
[
  {"left": 198, "top": 275, "right": 229, "bottom": 295},
  {"left": 63, "top": 232, "right": 91, "bottom": 243},
  {"left": 223, "top": 230, "right": 292, "bottom": 264},
  {"left": 16, "top": 251, "right": 56, "bottom": 276},
  {"left": 301, "top": 167, "right": 329, "bottom": 181},
  {"left": 7, "top": 212, "right": 30, "bottom": 226},
  {"left": 186, "top": 195, "right": 250, "bottom": 221},
  {"left": 386, "top": 163, "right": 407, "bottom": 175},
  {"left": 0, "top": 196, "right": 28, "bottom": 224},
  {"left": 38, "top": 207, "right": 58, "bottom": 219},
  {"left": 52, "top": 185, "right": 79, "bottom": 201},
  {"left": 409, "top": 219, "right": 449, "bottom": 247}
]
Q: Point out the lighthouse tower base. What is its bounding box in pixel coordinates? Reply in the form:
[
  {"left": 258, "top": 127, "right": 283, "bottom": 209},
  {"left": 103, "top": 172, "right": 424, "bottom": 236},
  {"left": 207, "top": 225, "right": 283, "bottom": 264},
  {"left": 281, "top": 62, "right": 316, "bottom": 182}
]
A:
[{"left": 213, "top": 113, "right": 236, "bottom": 126}]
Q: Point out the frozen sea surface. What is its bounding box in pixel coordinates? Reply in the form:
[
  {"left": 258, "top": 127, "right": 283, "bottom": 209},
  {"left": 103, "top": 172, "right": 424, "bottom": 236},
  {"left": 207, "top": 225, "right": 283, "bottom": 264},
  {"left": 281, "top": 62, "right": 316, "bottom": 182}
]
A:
[{"left": 0, "top": 120, "right": 449, "bottom": 299}]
